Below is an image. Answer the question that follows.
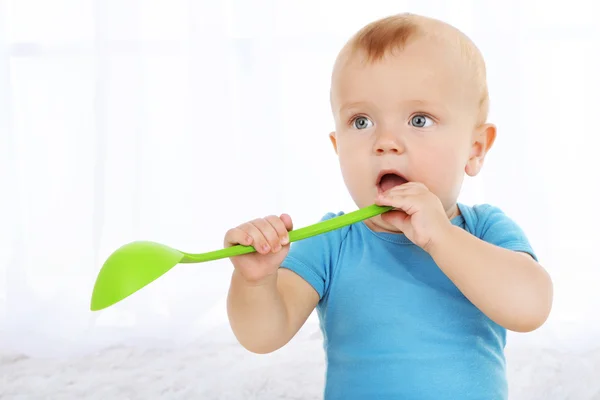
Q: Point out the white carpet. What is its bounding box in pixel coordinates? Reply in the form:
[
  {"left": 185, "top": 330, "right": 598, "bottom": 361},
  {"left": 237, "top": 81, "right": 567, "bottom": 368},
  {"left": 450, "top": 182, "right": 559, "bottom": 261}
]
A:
[{"left": 1, "top": 321, "right": 598, "bottom": 400}]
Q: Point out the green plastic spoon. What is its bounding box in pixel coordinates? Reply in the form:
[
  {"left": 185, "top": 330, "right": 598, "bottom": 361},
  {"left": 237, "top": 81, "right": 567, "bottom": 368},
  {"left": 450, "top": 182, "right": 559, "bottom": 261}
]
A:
[{"left": 90, "top": 204, "right": 392, "bottom": 311}]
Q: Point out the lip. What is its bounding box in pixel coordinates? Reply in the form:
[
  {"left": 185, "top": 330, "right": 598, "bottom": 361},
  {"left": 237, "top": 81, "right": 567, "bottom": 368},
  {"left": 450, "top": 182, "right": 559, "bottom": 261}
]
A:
[{"left": 376, "top": 169, "right": 409, "bottom": 193}]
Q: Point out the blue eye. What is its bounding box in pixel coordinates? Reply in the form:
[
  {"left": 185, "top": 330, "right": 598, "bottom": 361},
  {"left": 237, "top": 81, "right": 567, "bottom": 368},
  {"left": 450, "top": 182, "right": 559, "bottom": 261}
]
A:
[
  {"left": 410, "top": 115, "right": 434, "bottom": 128},
  {"left": 352, "top": 116, "right": 373, "bottom": 130}
]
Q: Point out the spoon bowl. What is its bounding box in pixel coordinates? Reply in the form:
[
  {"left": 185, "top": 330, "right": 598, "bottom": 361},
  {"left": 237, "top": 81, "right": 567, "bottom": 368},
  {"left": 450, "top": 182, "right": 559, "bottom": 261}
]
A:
[{"left": 90, "top": 204, "right": 392, "bottom": 311}]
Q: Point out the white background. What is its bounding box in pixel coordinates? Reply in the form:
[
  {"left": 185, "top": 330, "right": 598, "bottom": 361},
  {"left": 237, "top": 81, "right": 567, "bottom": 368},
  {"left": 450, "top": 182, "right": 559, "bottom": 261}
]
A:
[{"left": 1, "top": 0, "right": 599, "bottom": 398}]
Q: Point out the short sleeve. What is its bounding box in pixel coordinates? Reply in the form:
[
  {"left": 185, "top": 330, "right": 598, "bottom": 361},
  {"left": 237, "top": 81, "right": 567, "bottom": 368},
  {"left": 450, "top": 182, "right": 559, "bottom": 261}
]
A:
[
  {"left": 280, "top": 211, "right": 348, "bottom": 300},
  {"left": 474, "top": 205, "right": 538, "bottom": 261}
]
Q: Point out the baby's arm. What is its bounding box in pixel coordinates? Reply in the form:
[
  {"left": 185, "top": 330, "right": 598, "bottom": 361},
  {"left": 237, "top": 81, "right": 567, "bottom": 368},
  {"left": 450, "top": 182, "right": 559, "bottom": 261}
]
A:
[
  {"left": 226, "top": 210, "right": 342, "bottom": 354},
  {"left": 376, "top": 183, "right": 553, "bottom": 332},
  {"left": 428, "top": 225, "right": 553, "bottom": 332},
  {"left": 227, "top": 268, "right": 319, "bottom": 354}
]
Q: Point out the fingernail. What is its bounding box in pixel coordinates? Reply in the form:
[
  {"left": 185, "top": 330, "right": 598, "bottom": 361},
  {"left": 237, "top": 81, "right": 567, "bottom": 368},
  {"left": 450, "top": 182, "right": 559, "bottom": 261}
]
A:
[
  {"left": 262, "top": 244, "right": 270, "bottom": 252},
  {"left": 281, "top": 236, "right": 289, "bottom": 245}
]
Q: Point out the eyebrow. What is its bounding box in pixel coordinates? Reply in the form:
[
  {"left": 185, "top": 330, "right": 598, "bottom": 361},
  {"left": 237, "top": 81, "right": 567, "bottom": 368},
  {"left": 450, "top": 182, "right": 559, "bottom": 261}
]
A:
[
  {"left": 406, "top": 99, "right": 450, "bottom": 115},
  {"left": 338, "top": 99, "right": 449, "bottom": 116},
  {"left": 337, "top": 102, "right": 371, "bottom": 116}
]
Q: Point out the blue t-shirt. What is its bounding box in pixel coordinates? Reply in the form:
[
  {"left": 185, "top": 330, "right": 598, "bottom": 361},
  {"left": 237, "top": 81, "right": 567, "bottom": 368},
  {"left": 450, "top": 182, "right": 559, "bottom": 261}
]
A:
[{"left": 280, "top": 203, "right": 536, "bottom": 400}]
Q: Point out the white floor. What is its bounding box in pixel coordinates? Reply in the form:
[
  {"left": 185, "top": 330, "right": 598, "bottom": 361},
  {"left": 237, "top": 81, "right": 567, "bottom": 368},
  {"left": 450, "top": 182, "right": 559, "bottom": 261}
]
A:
[{"left": 1, "top": 321, "right": 598, "bottom": 400}]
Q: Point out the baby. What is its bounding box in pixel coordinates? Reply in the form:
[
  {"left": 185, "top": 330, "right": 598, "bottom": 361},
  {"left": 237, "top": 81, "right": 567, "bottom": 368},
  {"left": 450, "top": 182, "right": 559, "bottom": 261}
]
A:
[{"left": 224, "top": 13, "right": 553, "bottom": 400}]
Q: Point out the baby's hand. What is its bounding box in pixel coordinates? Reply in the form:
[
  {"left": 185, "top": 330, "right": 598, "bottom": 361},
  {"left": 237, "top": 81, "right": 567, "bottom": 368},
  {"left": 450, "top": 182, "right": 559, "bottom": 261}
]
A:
[
  {"left": 224, "top": 214, "right": 293, "bottom": 285},
  {"left": 375, "top": 182, "right": 452, "bottom": 252}
]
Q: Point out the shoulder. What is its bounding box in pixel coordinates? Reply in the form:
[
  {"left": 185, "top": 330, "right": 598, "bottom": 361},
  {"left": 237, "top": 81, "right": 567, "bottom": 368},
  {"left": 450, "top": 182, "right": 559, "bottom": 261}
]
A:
[
  {"left": 287, "top": 210, "right": 351, "bottom": 254},
  {"left": 458, "top": 203, "right": 511, "bottom": 236},
  {"left": 281, "top": 211, "right": 351, "bottom": 300},
  {"left": 319, "top": 211, "right": 353, "bottom": 243},
  {"left": 458, "top": 203, "right": 537, "bottom": 261}
]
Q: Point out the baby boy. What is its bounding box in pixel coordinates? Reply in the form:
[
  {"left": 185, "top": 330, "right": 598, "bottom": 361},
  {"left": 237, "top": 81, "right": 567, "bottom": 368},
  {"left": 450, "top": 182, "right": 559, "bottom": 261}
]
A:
[{"left": 224, "top": 13, "right": 553, "bottom": 400}]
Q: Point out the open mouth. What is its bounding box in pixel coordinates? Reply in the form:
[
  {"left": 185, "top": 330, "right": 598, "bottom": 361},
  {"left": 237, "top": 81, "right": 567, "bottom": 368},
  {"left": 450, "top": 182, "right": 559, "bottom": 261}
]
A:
[{"left": 376, "top": 170, "right": 408, "bottom": 193}]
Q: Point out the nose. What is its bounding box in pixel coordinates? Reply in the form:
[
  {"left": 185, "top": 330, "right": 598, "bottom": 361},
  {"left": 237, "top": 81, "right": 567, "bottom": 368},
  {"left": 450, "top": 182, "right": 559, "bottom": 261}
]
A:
[{"left": 374, "top": 128, "right": 405, "bottom": 155}]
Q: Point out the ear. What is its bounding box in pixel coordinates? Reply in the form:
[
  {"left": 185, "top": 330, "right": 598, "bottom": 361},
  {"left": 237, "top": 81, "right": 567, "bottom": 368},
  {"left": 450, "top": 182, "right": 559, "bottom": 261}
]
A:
[
  {"left": 329, "top": 131, "right": 338, "bottom": 154},
  {"left": 465, "top": 123, "right": 496, "bottom": 177}
]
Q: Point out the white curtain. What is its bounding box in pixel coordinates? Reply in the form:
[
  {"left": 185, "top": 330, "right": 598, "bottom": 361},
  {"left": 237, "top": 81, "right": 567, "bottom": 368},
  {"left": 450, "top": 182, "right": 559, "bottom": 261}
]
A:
[{"left": 1, "top": 0, "right": 599, "bottom": 360}]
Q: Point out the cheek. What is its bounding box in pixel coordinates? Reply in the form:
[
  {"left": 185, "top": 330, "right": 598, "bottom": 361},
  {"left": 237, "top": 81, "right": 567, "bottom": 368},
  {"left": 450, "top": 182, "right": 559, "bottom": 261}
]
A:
[
  {"left": 339, "top": 151, "right": 366, "bottom": 179},
  {"left": 336, "top": 137, "right": 362, "bottom": 167},
  {"left": 415, "top": 145, "right": 466, "bottom": 187},
  {"left": 337, "top": 142, "right": 371, "bottom": 188}
]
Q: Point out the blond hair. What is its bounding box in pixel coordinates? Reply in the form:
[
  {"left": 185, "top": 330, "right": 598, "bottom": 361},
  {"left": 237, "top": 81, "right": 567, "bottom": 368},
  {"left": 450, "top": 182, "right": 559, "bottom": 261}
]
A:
[{"left": 334, "top": 13, "right": 489, "bottom": 125}]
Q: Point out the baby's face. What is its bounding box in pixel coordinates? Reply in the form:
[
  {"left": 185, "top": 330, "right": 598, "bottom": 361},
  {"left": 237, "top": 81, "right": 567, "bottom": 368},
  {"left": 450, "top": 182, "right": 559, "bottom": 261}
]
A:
[{"left": 330, "top": 38, "right": 487, "bottom": 233}]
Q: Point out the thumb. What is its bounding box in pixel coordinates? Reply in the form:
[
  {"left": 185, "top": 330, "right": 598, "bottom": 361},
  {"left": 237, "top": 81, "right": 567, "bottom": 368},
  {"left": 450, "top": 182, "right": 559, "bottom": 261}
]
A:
[
  {"left": 381, "top": 210, "right": 410, "bottom": 231},
  {"left": 280, "top": 213, "right": 294, "bottom": 232}
]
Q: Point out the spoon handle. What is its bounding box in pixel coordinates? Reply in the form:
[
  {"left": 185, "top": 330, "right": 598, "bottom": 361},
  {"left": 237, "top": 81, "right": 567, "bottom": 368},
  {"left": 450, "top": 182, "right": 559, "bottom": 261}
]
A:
[{"left": 179, "top": 204, "right": 392, "bottom": 263}]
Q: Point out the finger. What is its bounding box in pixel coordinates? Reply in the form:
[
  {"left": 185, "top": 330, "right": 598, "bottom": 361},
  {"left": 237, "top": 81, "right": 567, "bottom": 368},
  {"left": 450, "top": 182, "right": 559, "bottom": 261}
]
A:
[
  {"left": 251, "top": 218, "right": 281, "bottom": 252},
  {"left": 265, "top": 215, "right": 291, "bottom": 246},
  {"left": 377, "top": 187, "right": 407, "bottom": 203},
  {"left": 378, "top": 182, "right": 425, "bottom": 201},
  {"left": 377, "top": 191, "right": 419, "bottom": 215},
  {"left": 224, "top": 227, "right": 253, "bottom": 248},
  {"left": 399, "top": 181, "right": 427, "bottom": 190},
  {"left": 241, "top": 221, "right": 272, "bottom": 254},
  {"left": 382, "top": 182, "right": 424, "bottom": 196},
  {"left": 381, "top": 209, "right": 410, "bottom": 228}
]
